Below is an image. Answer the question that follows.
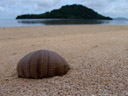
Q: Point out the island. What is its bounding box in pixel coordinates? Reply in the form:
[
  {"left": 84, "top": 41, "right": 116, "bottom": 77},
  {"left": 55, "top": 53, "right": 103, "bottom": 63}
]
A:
[
  {"left": 114, "top": 17, "right": 128, "bottom": 20},
  {"left": 16, "top": 4, "right": 112, "bottom": 20}
]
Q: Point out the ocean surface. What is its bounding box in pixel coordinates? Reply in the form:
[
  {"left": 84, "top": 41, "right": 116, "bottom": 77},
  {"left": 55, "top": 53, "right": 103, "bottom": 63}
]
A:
[{"left": 0, "top": 19, "right": 128, "bottom": 27}]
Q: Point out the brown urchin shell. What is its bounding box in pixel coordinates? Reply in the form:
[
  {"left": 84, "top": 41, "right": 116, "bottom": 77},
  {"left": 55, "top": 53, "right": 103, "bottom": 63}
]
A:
[{"left": 17, "top": 50, "right": 69, "bottom": 79}]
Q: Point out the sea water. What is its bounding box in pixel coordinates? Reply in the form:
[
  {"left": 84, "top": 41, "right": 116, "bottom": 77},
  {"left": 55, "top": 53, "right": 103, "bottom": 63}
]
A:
[{"left": 0, "top": 19, "right": 128, "bottom": 27}]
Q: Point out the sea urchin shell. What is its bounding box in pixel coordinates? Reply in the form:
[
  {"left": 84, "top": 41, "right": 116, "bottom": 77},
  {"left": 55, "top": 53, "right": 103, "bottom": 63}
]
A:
[{"left": 17, "top": 50, "right": 69, "bottom": 79}]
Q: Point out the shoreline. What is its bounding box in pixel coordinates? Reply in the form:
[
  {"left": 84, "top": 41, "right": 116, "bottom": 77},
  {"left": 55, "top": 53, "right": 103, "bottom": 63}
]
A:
[{"left": 0, "top": 24, "right": 128, "bottom": 28}]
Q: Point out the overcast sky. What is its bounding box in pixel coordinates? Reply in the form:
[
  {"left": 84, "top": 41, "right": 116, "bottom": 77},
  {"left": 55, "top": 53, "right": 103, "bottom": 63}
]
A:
[{"left": 0, "top": 0, "right": 128, "bottom": 19}]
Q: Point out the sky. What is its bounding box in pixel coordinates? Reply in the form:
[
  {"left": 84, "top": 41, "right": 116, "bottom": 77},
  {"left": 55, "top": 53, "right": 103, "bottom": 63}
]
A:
[{"left": 0, "top": 0, "right": 128, "bottom": 19}]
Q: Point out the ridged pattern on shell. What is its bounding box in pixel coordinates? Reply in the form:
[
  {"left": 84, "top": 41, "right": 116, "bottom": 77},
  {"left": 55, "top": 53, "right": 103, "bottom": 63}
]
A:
[{"left": 17, "top": 50, "right": 69, "bottom": 79}]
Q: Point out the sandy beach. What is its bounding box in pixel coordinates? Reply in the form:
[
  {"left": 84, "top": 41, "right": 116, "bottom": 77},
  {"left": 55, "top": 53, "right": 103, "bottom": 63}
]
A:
[{"left": 0, "top": 25, "right": 128, "bottom": 96}]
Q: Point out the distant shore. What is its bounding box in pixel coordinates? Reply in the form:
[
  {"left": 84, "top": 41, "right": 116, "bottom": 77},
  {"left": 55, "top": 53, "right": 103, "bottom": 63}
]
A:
[{"left": 0, "top": 25, "right": 128, "bottom": 95}]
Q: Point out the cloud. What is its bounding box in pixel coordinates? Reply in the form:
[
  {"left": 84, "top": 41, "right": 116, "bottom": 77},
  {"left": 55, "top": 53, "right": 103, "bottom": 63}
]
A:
[
  {"left": 0, "top": 6, "right": 4, "bottom": 12},
  {"left": 0, "top": 0, "right": 128, "bottom": 19}
]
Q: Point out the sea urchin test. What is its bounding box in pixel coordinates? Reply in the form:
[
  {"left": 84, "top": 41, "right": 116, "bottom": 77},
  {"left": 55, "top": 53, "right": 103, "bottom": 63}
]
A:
[{"left": 17, "top": 50, "right": 69, "bottom": 79}]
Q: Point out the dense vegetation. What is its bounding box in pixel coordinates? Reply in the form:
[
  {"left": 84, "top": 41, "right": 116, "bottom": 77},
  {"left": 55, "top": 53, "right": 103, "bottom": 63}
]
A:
[{"left": 16, "top": 4, "right": 112, "bottom": 20}]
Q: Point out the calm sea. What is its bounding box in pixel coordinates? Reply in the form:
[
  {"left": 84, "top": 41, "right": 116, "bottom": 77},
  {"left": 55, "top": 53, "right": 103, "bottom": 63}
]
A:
[{"left": 0, "top": 19, "right": 128, "bottom": 27}]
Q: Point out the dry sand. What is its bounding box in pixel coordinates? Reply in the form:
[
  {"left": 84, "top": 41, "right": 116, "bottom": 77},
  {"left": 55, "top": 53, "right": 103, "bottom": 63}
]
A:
[{"left": 0, "top": 25, "right": 128, "bottom": 96}]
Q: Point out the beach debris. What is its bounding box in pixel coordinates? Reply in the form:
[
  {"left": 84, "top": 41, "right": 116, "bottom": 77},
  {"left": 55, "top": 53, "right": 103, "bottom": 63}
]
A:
[{"left": 17, "top": 50, "right": 69, "bottom": 79}]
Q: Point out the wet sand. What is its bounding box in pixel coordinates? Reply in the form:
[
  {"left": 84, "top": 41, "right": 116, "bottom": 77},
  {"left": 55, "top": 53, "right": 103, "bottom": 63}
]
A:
[{"left": 0, "top": 25, "right": 128, "bottom": 96}]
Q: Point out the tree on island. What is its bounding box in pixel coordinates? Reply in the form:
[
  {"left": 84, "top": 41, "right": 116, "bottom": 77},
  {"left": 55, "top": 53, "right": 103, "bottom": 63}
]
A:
[{"left": 16, "top": 4, "right": 112, "bottom": 20}]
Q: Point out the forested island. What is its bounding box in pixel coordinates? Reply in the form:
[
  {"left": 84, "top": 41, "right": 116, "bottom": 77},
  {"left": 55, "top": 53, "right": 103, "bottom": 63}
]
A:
[{"left": 16, "top": 4, "right": 112, "bottom": 20}]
